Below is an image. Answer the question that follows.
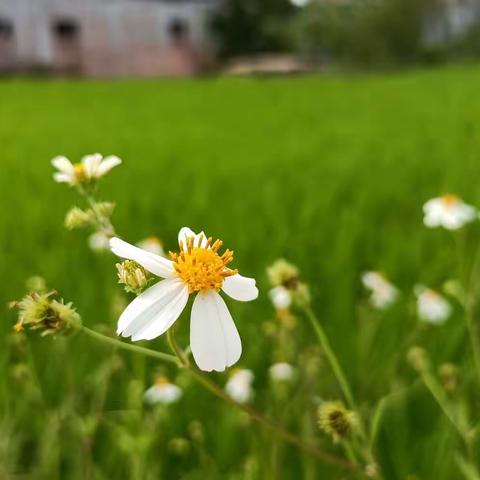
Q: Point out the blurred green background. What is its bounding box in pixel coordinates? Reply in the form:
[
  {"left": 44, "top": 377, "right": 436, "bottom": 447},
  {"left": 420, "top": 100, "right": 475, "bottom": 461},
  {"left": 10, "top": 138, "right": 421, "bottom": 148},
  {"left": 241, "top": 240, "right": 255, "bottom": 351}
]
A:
[{"left": 2, "top": 64, "right": 480, "bottom": 478}]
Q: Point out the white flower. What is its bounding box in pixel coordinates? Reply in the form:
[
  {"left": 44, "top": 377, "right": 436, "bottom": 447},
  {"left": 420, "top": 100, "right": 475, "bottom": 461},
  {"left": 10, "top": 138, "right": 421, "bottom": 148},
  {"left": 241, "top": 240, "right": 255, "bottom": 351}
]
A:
[
  {"left": 144, "top": 376, "right": 182, "bottom": 405},
  {"left": 88, "top": 231, "right": 110, "bottom": 251},
  {"left": 416, "top": 287, "right": 451, "bottom": 324},
  {"left": 361, "top": 271, "right": 398, "bottom": 309},
  {"left": 137, "top": 236, "right": 165, "bottom": 257},
  {"left": 52, "top": 153, "right": 122, "bottom": 186},
  {"left": 269, "top": 362, "right": 295, "bottom": 382},
  {"left": 225, "top": 369, "right": 254, "bottom": 403},
  {"left": 110, "top": 227, "right": 258, "bottom": 372},
  {"left": 423, "top": 195, "right": 477, "bottom": 230},
  {"left": 268, "top": 286, "right": 292, "bottom": 310}
]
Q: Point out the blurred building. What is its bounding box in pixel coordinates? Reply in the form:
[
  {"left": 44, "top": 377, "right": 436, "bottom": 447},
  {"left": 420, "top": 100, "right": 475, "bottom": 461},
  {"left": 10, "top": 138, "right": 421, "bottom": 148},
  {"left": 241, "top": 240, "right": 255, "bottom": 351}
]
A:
[
  {"left": 0, "top": 0, "right": 219, "bottom": 77},
  {"left": 423, "top": 0, "right": 480, "bottom": 46}
]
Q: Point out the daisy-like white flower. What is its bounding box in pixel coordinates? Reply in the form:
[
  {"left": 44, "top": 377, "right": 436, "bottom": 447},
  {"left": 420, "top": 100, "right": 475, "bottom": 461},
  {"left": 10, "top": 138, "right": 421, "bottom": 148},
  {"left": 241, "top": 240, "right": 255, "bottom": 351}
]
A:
[
  {"left": 88, "top": 231, "right": 110, "bottom": 251},
  {"left": 361, "top": 271, "right": 398, "bottom": 309},
  {"left": 225, "top": 369, "right": 254, "bottom": 404},
  {"left": 423, "top": 194, "right": 477, "bottom": 230},
  {"left": 268, "top": 286, "right": 292, "bottom": 310},
  {"left": 137, "top": 236, "right": 165, "bottom": 257},
  {"left": 416, "top": 287, "right": 451, "bottom": 324},
  {"left": 52, "top": 153, "right": 122, "bottom": 186},
  {"left": 144, "top": 376, "right": 182, "bottom": 405},
  {"left": 269, "top": 362, "right": 295, "bottom": 382},
  {"left": 110, "top": 227, "right": 258, "bottom": 372}
]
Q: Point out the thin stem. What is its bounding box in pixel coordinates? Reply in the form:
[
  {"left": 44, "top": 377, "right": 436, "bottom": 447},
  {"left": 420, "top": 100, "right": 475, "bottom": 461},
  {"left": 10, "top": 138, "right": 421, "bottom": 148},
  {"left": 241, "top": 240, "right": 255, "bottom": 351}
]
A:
[
  {"left": 80, "top": 325, "right": 355, "bottom": 471},
  {"left": 301, "top": 305, "right": 356, "bottom": 413},
  {"left": 167, "top": 328, "right": 189, "bottom": 367},
  {"left": 80, "top": 326, "right": 178, "bottom": 365},
  {"left": 188, "top": 366, "right": 354, "bottom": 470}
]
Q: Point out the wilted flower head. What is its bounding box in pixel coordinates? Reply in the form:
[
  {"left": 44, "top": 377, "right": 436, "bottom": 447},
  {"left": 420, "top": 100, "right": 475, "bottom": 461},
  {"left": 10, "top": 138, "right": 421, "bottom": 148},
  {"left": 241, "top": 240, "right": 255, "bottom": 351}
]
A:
[
  {"left": 88, "top": 231, "right": 110, "bottom": 251},
  {"left": 267, "top": 259, "right": 299, "bottom": 289},
  {"left": 110, "top": 227, "right": 258, "bottom": 372},
  {"left": 361, "top": 271, "right": 398, "bottom": 309},
  {"left": 268, "top": 286, "right": 292, "bottom": 310},
  {"left": 10, "top": 291, "right": 81, "bottom": 336},
  {"left": 423, "top": 195, "right": 477, "bottom": 230},
  {"left": 144, "top": 376, "right": 183, "bottom": 405},
  {"left": 415, "top": 286, "right": 451, "bottom": 324},
  {"left": 318, "top": 401, "right": 356, "bottom": 442},
  {"left": 225, "top": 368, "right": 254, "bottom": 404},
  {"left": 137, "top": 237, "right": 165, "bottom": 257},
  {"left": 269, "top": 362, "right": 295, "bottom": 382},
  {"left": 52, "top": 153, "right": 121, "bottom": 186},
  {"left": 116, "top": 260, "right": 151, "bottom": 295}
]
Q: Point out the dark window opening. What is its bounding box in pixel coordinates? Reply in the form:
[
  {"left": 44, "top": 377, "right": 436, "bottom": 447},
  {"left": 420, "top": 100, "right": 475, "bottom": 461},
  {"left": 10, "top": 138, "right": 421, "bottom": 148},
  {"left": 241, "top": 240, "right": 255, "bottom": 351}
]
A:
[
  {"left": 168, "top": 18, "right": 189, "bottom": 43},
  {"left": 53, "top": 19, "right": 79, "bottom": 39},
  {"left": 0, "top": 18, "right": 14, "bottom": 39}
]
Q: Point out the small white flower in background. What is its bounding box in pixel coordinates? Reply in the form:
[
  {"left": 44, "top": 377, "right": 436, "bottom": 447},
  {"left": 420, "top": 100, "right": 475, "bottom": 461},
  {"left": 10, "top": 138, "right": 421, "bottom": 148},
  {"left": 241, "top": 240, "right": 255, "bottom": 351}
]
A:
[
  {"left": 269, "top": 362, "right": 295, "bottom": 382},
  {"left": 88, "top": 231, "right": 110, "bottom": 251},
  {"left": 110, "top": 227, "right": 258, "bottom": 372},
  {"left": 225, "top": 369, "right": 254, "bottom": 404},
  {"left": 415, "top": 286, "right": 451, "bottom": 324},
  {"left": 361, "top": 271, "right": 398, "bottom": 309},
  {"left": 268, "top": 286, "right": 292, "bottom": 310},
  {"left": 137, "top": 236, "right": 166, "bottom": 257},
  {"left": 423, "top": 194, "right": 477, "bottom": 230},
  {"left": 144, "top": 376, "right": 182, "bottom": 405},
  {"left": 52, "top": 153, "right": 122, "bottom": 186}
]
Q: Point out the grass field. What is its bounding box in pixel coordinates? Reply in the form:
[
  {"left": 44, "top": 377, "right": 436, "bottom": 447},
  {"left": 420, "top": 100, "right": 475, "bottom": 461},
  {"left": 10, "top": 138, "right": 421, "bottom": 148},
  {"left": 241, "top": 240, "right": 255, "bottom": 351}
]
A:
[{"left": 2, "top": 64, "right": 480, "bottom": 479}]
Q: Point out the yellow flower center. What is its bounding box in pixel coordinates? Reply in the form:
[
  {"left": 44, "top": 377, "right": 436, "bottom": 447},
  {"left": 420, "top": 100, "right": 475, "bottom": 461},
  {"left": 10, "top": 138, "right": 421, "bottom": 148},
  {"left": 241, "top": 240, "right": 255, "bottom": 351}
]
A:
[
  {"left": 73, "top": 163, "right": 87, "bottom": 183},
  {"left": 154, "top": 375, "right": 170, "bottom": 386},
  {"left": 170, "top": 235, "right": 237, "bottom": 293},
  {"left": 441, "top": 194, "right": 459, "bottom": 207}
]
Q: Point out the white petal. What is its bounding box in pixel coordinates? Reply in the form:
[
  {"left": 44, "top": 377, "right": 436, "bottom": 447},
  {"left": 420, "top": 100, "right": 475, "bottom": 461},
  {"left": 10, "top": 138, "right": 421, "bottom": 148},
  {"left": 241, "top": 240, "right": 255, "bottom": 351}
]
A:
[
  {"left": 178, "top": 227, "right": 208, "bottom": 249},
  {"left": 96, "top": 155, "right": 122, "bottom": 177},
  {"left": 53, "top": 172, "right": 73, "bottom": 183},
  {"left": 110, "top": 237, "right": 174, "bottom": 278},
  {"left": 190, "top": 291, "right": 242, "bottom": 372},
  {"left": 117, "top": 278, "right": 187, "bottom": 339},
  {"left": 222, "top": 274, "right": 258, "bottom": 302},
  {"left": 51, "top": 156, "right": 74, "bottom": 174},
  {"left": 82, "top": 153, "right": 102, "bottom": 178}
]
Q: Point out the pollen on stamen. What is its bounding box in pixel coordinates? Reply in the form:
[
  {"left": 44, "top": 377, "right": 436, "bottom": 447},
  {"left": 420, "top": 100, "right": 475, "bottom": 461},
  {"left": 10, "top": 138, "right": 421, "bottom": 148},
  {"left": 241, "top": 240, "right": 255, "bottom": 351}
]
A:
[{"left": 170, "top": 236, "right": 238, "bottom": 293}]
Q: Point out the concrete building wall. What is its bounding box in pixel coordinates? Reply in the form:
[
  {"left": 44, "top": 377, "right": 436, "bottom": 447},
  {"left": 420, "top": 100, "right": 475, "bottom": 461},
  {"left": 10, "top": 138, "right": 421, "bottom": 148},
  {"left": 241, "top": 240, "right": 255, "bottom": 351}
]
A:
[{"left": 0, "top": 0, "right": 219, "bottom": 76}]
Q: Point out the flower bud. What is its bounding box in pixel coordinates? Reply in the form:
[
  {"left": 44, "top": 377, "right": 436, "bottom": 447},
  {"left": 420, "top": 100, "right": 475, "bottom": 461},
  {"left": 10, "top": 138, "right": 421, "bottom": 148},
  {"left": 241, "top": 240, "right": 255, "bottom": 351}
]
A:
[
  {"left": 94, "top": 202, "right": 115, "bottom": 218},
  {"left": 438, "top": 363, "right": 458, "bottom": 394},
  {"left": 188, "top": 420, "right": 205, "bottom": 444},
  {"left": 168, "top": 437, "right": 190, "bottom": 456},
  {"left": 407, "top": 346, "right": 429, "bottom": 372},
  {"left": 64, "top": 207, "right": 93, "bottom": 230},
  {"left": 10, "top": 291, "right": 81, "bottom": 336},
  {"left": 318, "top": 401, "right": 356, "bottom": 442},
  {"left": 116, "top": 260, "right": 151, "bottom": 295}
]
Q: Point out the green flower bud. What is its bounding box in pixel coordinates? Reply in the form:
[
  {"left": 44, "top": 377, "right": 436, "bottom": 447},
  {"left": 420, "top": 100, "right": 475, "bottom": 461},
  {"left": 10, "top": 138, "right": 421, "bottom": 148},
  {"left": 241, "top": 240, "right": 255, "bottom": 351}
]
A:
[
  {"left": 438, "top": 363, "right": 459, "bottom": 394},
  {"left": 94, "top": 201, "right": 115, "bottom": 218},
  {"left": 64, "top": 206, "right": 93, "bottom": 230},
  {"left": 116, "top": 260, "right": 151, "bottom": 295},
  {"left": 407, "top": 346, "right": 429, "bottom": 372},
  {"left": 267, "top": 259, "right": 299, "bottom": 289},
  {"left": 168, "top": 437, "right": 191, "bottom": 456}
]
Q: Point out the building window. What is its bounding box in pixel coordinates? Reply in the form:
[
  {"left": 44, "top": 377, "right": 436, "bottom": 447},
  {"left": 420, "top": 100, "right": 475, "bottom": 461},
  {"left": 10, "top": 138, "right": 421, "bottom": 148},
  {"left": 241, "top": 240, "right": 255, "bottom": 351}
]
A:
[
  {"left": 0, "top": 18, "right": 14, "bottom": 40},
  {"left": 52, "top": 19, "right": 80, "bottom": 40},
  {"left": 168, "top": 18, "right": 189, "bottom": 44}
]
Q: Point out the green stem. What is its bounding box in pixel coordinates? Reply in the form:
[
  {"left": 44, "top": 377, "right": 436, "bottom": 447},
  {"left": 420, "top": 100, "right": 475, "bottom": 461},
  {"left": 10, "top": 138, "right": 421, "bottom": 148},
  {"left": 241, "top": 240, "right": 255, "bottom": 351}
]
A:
[
  {"left": 302, "top": 305, "right": 356, "bottom": 412},
  {"left": 80, "top": 326, "right": 178, "bottom": 365},
  {"left": 80, "top": 325, "right": 355, "bottom": 471}
]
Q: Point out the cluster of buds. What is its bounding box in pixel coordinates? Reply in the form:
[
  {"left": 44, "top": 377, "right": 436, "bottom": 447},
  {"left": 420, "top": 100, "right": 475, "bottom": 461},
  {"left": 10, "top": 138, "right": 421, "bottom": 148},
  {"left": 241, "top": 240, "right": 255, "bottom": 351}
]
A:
[
  {"left": 116, "top": 260, "right": 151, "bottom": 295},
  {"left": 65, "top": 202, "right": 115, "bottom": 231},
  {"left": 10, "top": 290, "right": 81, "bottom": 336},
  {"left": 267, "top": 259, "right": 310, "bottom": 309},
  {"left": 318, "top": 401, "right": 356, "bottom": 442}
]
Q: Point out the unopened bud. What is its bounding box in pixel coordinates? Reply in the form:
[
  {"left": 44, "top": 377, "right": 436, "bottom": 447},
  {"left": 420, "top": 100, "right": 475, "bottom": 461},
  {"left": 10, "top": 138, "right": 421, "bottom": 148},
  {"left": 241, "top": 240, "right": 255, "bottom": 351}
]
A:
[
  {"left": 116, "top": 260, "right": 150, "bottom": 295},
  {"left": 169, "top": 437, "right": 190, "bottom": 456},
  {"left": 407, "top": 346, "right": 429, "bottom": 372},
  {"left": 94, "top": 202, "right": 115, "bottom": 218},
  {"left": 438, "top": 363, "right": 458, "bottom": 394},
  {"left": 267, "top": 259, "right": 299, "bottom": 289},
  {"left": 65, "top": 207, "right": 93, "bottom": 230}
]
